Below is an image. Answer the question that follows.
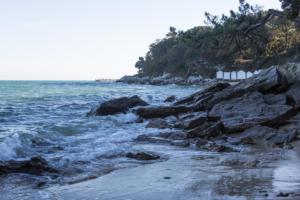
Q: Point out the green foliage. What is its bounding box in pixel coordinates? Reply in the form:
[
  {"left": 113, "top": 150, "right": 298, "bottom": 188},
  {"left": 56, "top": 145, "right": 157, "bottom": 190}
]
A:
[{"left": 135, "top": 0, "right": 300, "bottom": 78}]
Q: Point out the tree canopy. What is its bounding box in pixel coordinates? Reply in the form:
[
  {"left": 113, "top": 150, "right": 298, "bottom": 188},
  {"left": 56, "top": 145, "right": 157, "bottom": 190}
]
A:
[{"left": 135, "top": 0, "right": 300, "bottom": 78}]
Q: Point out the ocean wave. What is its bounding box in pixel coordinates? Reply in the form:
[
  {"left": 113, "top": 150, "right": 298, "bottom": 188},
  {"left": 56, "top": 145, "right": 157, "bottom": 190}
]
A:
[{"left": 0, "top": 134, "right": 23, "bottom": 161}]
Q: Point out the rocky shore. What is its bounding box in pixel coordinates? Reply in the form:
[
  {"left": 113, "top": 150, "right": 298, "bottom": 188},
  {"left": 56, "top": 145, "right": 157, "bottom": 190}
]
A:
[
  {"left": 92, "top": 63, "right": 300, "bottom": 154},
  {"left": 117, "top": 73, "right": 220, "bottom": 86},
  {"left": 1, "top": 63, "right": 300, "bottom": 199}
]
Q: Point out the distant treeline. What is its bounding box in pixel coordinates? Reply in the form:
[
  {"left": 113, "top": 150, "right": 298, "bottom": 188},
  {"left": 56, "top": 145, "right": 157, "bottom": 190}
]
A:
[{"left": 135, "top": 0, "right": 300, "bottom": 78}]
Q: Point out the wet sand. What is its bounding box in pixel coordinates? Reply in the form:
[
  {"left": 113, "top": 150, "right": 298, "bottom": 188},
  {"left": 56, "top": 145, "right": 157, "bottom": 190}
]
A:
[{"left": 40, "top": 143, "right": 300, "bottom": 200}]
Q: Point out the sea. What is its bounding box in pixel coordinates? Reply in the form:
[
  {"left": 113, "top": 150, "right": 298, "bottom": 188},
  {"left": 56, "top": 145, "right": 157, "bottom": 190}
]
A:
[{"left": 0, "top": 81, "right": 197, "bottom": 184}]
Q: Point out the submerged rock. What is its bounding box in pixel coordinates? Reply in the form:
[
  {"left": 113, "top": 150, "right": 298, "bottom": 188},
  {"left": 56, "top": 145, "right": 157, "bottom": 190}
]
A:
[
  {"left": 164, "top": 95, "right": 176, "bottom": 103},
  {"left": 170, "top": 140, "right": 190, "bottom": 147},
  {"left": 126, "top": 152, "right": 160, "bottom": 160},
  {"left": 88, "top": 95, "right": 148, "bottom": 116},
  {"left": 135, "top": 135, "right": 171, "bottom": 144},
  {"left": 146, "top": 118, "right": 170, "bottom": 129},
  {"left": 0, "top": 156, "right": 58, "bottom": 175}
]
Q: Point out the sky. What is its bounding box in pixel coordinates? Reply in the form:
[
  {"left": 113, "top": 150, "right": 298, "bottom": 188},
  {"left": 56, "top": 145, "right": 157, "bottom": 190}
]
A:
[{"left": 0, "top": 0, "right": 281, "bottom": 80}]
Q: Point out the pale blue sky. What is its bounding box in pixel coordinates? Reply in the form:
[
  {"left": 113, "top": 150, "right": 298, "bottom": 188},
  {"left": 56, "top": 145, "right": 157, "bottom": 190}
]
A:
[{"left": 0, "top": 0, "right": 281, "bottom": 80}]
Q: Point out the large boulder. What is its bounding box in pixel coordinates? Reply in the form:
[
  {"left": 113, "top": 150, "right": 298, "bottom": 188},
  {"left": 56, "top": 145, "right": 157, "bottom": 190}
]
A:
[
  {"left": 208, "top": 92, "right": 296, "bottom": 133},
  {"left": 0, "top": 156, "right": 58, "bottom": 175},
  {"left": 136, "top": 106, "right": 192, "bottom": 119},
  {"left": 89, "top": 95, "right": 148, "bottom": 116}
]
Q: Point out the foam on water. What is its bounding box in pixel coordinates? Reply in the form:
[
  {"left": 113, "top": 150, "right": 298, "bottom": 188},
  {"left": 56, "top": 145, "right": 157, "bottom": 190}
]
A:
[
  {"left": 0, "top": 81, "right": 198, "bottom": 180},
  {"left": 0, "top": 133, "right": 23, "bottom": 161}
]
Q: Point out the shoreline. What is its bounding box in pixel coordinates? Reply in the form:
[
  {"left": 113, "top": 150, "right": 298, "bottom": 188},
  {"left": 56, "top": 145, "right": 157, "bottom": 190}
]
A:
[{"left": 46, "top": 142, "right": 300, "bottom": 200}]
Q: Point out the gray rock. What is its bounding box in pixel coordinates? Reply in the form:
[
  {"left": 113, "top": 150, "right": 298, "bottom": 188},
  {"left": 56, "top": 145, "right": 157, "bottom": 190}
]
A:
[
  {"left": 199, "top": 142, "right": 239, "bottom": 152},
  {"left": 209, "top": 92, "right": 296, "bottom": 133},
  {"left": 187, "top": 121, "right": 224, "bottom": 139},
  {"left": 0, "top": 156, "right": 58, "bottom": 175},
  {"left": 286, "top": 83, "right": 300, "bottom": 109},
  {"left": 264, "top": 93, "right": 287, "bottom": 105},
  {"left": 238, "top": 125, "right": 297, "bottom": 146},
  {"left": 126, "top": 152, "right": 160, "bottom": 160},
  {"left": 167, "top": 131, "right": 187, "bottom": 140},
  {"left": 278, "top": 62, "right": 300, "bottom": 84},
  {"left": 89, "top": 95, "right": 148, "bottom": 116},
  {"left": 136, "top": 106, "right": 192, "bottom": 119},
  {"left": 191, "top": 66, "right": 288, "bottom": 111},
  {"left": 174, "top": 82, "right": 230, "bottom": 106},
  {"left": 164, "top": 95, "right": 176, "bottom": 103},
  {"left": 184, "top": 112, "right": 208, "bottom": 129}
]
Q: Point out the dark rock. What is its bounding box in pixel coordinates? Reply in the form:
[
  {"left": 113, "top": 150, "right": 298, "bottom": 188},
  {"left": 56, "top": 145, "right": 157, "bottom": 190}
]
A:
[
  {"left": 164, "top": 95, "right": 176, "bottom": 103},
  {"left": 264, "top": 93, "right": 287, "bottom": 105},
  {"left": 187, "top": 121, "right": 224, "bottom": 139},
  {"left": 193, "top": 138, "right": 209, "bottom": 148},
  {"left": 167, "top": 131, "right": 187, "bottom": 140},
  {"left": 276, "top": 192, "right": 294, "bottom": 197},
  {"left": 221, "top": 159, "right": 260, "bottom": 168},
  {"left": 146, "top": 118, "right": 170, "bottom": 129},
  {"left": 0, "top": 156, "right": 58, "bottom": 175},
  {"left": 286, "top": 83, "right": 300, "bottom": 109},
  {"left": 238, "top": 125, "right": 297, "bottom": 146},
  {"left": 279, "top": 113, "right": 300, "bottom": 133},
  {"left": 209, "top": 92, "right": 296, "bottom": 133},
  {"left": 199, "top": 142, "right": 239, "bottom": 152},
  {"left": 89, "top": 95, "right": 148, "bottom": 116},
  {"left": 174, "top": 82, "right": 230, "bottom": 106},
  {"left": 126, "top": 152, "right": 160, "bottom": 160},
  {"left": 192, "top": 66, "right": 289, "bottom": 111},
  {"left": 135, "top": 117, "right": 144, "bottom": 123},
  {"left": 136, "top": 106, "right": 192, "bottom": 119},
  {"left": 184, "top": 112, "right": 208, "bottom": 129},
  {"left": 227, "top": 137, "right": 255, "bottom": 145},
  {"left": 278, "top": 63, "right": 300, "bottom": 84},
  {"left": 157, "top": 132, "right": 173, "bottom": 138}
]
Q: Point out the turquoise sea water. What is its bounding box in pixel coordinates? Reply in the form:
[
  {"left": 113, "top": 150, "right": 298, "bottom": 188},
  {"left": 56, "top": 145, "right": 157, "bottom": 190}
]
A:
[{"left": 0, "top": 81, "right": 197, "bottom": 183}]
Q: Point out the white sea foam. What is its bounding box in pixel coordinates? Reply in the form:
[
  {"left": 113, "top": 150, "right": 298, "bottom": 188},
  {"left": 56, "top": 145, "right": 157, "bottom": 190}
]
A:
[{"left": 0, "top": 133, "right": 22, "bottom": 161}]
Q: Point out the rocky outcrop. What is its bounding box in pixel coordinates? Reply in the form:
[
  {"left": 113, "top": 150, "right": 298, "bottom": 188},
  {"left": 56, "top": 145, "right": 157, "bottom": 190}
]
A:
[
  {"left": 0, "top": 156, "right": 58, "bottom": 175},
  {"left": 208, "top": 92, "right": 296, "bottom": 133},
  {"left": 133, "top": 64, "right": 300, "bottom": 150},
  {"left": 88, "top": 95, "right": 148, "bottom": 116},
  {"left": 117, "top": 74, "right": 219, "bottom": 86},
  {"left": 103, "top": 64, "right": 300, "bottom": 153}
]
